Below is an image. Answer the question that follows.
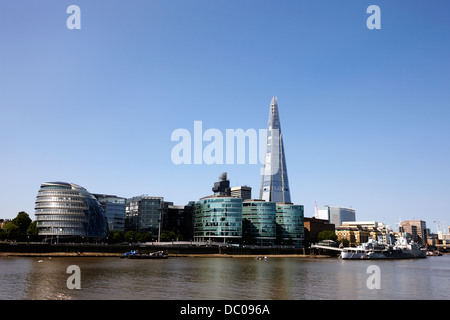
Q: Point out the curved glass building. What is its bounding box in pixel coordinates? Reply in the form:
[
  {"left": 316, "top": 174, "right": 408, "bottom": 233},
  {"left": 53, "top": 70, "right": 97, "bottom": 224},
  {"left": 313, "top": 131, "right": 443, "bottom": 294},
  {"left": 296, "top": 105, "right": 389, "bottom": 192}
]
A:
[
  {"left": 276, "top": 203, "right": 304, "bottom": 246},
  {"left": 35, "top": 182, "right": 107, "bottom": 242},
  {"left": 242, "top": 200, "right": 276, "bottom": 245},
  {"left": 194, "top": 196, "right": 242, "bottom": 243}
]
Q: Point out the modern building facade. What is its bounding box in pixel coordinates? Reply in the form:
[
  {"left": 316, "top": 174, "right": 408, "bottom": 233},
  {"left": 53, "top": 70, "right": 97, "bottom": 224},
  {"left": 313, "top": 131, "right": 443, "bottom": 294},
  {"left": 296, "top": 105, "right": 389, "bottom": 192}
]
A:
[
  {"left": 318, "top": 206, "right": 355, "bottom": 226},
  {"left": 276, "top": 203, "right": 304, "bottom": 245},
  {"left": 231, "top": 186, "right": 252, "bottom": 200},
  {"left": 194, "top": 195, "right": 242, "bottom": 243},
  {"left": 34, "top": 182, "right": 108, "bottom": 242},
  {"left": 399, "top": 220, "right": 427, "bottom": 245},
  {"left": 125, "top": 196, "right": 163, "bottom": 238},
  {"left": 161, "top": 201, "right": 195, "bottom": 241},
  {"left": 260, "top": 96, "right": 291, "bottom": 203},
  {"left": 93, "top": 194, "right": 126, "bottom": 232},
  {"left": 242, "top": 199, "right": 276, "bottom": 245}
]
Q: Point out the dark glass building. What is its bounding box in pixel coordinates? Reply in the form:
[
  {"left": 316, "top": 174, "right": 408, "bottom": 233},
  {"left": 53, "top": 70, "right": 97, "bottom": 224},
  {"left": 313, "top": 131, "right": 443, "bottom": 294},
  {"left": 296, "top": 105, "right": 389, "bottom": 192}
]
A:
[
  {"left": 92, "top": 194, "right": 126, "bottom": 232},
  {"left": 35, "top": 182, "right": 108, "bottom": 242},
  {"left": 276, "top": 203, "right": 304, "bottom": 246},
  {"left": 125, "top": 196, "right": 163, "bottom": 238},
  {"left": 194, "top": 195, "right": 242, "bottom": 243},
  {"left": 242, "top": 200, "right": 276, "bottom": 245}
]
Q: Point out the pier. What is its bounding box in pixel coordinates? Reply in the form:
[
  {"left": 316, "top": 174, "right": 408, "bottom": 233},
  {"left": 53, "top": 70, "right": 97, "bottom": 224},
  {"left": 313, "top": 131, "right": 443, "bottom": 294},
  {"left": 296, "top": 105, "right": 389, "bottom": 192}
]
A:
[{"left": 309, "top": 244, "right": 342, "bottom": 256}]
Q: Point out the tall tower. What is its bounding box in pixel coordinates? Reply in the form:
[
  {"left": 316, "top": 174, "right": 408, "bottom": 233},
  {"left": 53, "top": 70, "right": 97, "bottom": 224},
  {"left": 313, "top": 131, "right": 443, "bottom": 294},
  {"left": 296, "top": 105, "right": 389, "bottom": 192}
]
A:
[{"left": 259, "top": 96, "right": 291, "bottom": 203}]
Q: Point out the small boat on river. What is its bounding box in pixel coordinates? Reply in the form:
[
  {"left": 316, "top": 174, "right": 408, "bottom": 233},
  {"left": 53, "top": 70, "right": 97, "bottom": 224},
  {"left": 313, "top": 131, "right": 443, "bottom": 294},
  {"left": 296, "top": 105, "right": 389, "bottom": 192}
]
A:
[{"left": 120, "top": 250, "right": 168, "bottom": 259}]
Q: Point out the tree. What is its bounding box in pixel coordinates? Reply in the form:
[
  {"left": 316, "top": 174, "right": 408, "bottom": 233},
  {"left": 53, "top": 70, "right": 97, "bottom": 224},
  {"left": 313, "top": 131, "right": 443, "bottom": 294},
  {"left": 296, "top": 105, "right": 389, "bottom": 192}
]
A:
[
  {"left": 160, "top": 230, "right": 177, "bottom": 242},
  {"left": 317, "top": 230, "right": 337, "bottom": 242},
  {"left": 340, "top": 238, "right": 350, "bottom": 247},
  {"left": 12, "top": 212, "right": 32, "bottom": 237},
  {"left": 2, "top": 212, "right": 32, "bottom": 241},
  {"left": 107, "top": 230, "right": 124, "bottom": 244},
  {"left": 136, "top": 232, "right": 152, "bottom": 243},
  {"left": 124, "top": 231, "right": 136, "bottom": 243},
  {"left": 2, "top": 222, "right": 19, "bottom": 240},
  {"left": 27, "top": 221, "right": 39, "bottom": 241}
]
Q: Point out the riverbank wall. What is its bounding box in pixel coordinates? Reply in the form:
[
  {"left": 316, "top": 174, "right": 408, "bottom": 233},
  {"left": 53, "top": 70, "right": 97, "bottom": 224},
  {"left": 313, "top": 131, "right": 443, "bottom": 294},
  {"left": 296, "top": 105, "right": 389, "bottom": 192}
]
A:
[{"left": 0, "top": 242, "right": 330, "bottom": 257}]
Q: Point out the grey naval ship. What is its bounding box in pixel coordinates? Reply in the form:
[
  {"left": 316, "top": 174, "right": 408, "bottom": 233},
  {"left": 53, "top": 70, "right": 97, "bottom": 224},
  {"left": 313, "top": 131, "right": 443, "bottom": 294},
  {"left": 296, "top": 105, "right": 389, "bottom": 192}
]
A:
[{"left": 340, "top": 237, "right": 427, "bottom": 260}]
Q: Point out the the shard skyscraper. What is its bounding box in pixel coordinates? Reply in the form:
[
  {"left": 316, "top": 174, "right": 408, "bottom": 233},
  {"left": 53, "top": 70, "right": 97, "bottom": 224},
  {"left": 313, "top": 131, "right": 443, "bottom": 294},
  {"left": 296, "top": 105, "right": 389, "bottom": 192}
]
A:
[{"left": 259, "top": 96, "right": 291, "bottom": 203}]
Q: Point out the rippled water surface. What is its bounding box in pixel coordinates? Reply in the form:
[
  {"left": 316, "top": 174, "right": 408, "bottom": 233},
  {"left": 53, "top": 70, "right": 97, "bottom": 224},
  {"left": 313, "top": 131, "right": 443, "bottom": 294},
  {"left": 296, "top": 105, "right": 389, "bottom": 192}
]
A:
[{"left": 1, "top": 255, "right": 449, "bottom": 300}]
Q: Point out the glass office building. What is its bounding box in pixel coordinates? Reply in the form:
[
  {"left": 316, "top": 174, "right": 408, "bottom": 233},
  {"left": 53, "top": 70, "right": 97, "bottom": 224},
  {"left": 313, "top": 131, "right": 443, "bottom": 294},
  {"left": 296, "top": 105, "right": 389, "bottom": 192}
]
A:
[
  {"left": 242, "top": 200, "right": 276, "bottom": 245},
  {"left": 125, "top": 196, "right": 163, "bottom": 237},
  {"left": 276, "top": 203, "right": 304, "bottom": 246},
  {"left": 35, "top": 182, "right": 108, "bottom": 242},
  {"left": 93, "top": 194, "right": 126, "bottom": 232},
  {"left": 194, "top": 196, "right": 242, "bottom": 243},
  {"left": 317, "top": 206, "right": 356, "bottom": 227},
  {"left": 260, "top": 96, "right": 291, "bottom": 203}
]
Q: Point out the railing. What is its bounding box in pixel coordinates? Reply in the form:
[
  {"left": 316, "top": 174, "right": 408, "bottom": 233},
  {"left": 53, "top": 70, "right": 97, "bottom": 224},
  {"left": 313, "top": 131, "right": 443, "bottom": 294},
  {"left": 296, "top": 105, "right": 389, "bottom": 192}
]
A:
[{"left": 310, "top": 244, "right": 343, "bottom": 252}]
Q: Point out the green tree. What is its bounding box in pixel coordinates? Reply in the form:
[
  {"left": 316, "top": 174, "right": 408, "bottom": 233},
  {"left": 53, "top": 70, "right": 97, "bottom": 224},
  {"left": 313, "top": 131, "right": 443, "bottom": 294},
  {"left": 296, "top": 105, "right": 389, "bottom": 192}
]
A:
[
  {"left": 124, "top": 231, "right": 136, "bottom": 243},
  {"left": 340, "top": 238, "right": 350, "bottom": 247},
  {"left": 2, "top": 212, "right": 32, "bottom": 241},
  {"left": 12, "top": 212, "right": 32, "bottom": 238},
  {"left": 160, "top": 230, "right": 177, "bottom": 242},
  {"left": 3, "top": 222, "right": 19, "bottom": 240},
  {"left": 136, "top": 232, "right": 152, "bottom": 243},
  {"left": 27, "top": 221, "right": 39, "bottom": 241},
  {"left": 107, "top": 230, "right": 125, "bottom": 244},
  {"left": 317, "top": 230, "right": 337, "bottom": 242}
]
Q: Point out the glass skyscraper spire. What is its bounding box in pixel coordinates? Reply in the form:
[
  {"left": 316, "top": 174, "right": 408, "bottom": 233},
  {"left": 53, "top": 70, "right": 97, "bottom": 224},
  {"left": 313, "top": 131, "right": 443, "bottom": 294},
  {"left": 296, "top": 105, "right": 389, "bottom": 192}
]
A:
[{"left": 260, "top": 96, "right": 291, "bottom": 203}]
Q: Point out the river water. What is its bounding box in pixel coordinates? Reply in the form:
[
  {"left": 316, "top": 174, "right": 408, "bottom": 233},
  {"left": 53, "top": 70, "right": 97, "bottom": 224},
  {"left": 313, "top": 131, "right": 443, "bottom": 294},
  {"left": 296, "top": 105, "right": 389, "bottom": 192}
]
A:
[{"left": 1, "top": 255, "right": 449, "bottom": 300}]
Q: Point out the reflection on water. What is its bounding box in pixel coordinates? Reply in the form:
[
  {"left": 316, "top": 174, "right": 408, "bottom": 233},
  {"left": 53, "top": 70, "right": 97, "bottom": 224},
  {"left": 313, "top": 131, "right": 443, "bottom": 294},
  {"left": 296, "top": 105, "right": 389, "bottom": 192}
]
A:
[{"left": 1, "top": 255, "right": 449, "bottom": 300}]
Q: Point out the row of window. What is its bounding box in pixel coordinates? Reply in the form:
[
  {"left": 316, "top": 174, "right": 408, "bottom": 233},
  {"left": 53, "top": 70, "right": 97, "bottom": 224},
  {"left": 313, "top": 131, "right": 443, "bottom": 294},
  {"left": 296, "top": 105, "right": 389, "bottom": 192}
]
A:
[
  {"left": 37, "top": 191, "right": 81, "bottom": 197},
  {"left": 36, "top": 214, "right": 87, "bottom": 222},
  {"left": 35, "top": 202, "right": 87, "bottom": 209},
  {"left": 194, "top": 232, "right": 241, "bottom": 237},
  {"left": 37, "top": 221, "right": 84, "bottom": 228},
  {"left": 36, "top": 196, "right": 84, "bottom": 203},
  {"left": 36, "top": 208, "right": 86, "bottom": 214},
  {"left": 38, "top": 227, "right": 85, "bottom": 236}
]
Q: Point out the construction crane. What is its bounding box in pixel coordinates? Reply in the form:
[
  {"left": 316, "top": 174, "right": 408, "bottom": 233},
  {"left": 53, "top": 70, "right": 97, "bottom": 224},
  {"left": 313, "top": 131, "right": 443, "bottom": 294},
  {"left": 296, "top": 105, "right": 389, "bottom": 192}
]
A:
[
  {"left": 315, "top": 201, "right": 319, "bottom": 219},
  {"left": 434, "top": 221, "right": 440, "bottom": 234}
]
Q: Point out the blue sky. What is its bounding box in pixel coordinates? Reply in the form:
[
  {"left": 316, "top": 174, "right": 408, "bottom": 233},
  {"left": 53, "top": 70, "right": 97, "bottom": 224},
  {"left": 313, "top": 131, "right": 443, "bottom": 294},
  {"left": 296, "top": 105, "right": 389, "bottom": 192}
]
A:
[{"left": 1, "top": 0, "right": 449, "bottom": 231}]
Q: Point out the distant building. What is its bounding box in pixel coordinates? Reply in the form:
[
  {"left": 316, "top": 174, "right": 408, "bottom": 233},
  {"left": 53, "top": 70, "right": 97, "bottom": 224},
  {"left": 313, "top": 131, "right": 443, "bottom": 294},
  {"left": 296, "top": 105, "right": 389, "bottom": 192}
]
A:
[
  {"left": 125, "top": 196, "right": 164, "bottom": 238},
  {"left": 335, "top": 225, "right": 369, "bottom": 246},
  {"left": 0, "top": 219, "right": 10, "bottom": 228},
  {"left": 399, "top": 220, "right": 427, "bottom": 245},
  {"left": 342, "top": 221, "right": 378, "bottom": 229},
  {"left": 93, "top": 194, "right": 126, "bottom": 232},
  {"left": 303, "top": 217, "right": 335, "bottom": 245},
  {"left": 212, "top": 172, "right": 231, "bottom": 196},
  {"left": 231, "top": 186, "right": 252, "bottom": 200},
  {"left": 318, "top": 206, "right": 355, "bottom": 226}
]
